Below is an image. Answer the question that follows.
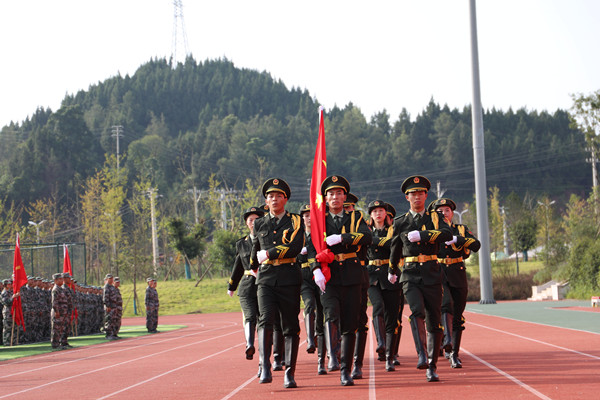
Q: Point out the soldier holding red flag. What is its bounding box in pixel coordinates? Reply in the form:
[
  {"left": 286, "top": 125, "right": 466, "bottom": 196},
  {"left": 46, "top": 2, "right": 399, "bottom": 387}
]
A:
[{"left": 309, "top": 175, "right": 372, "bottom": 386}]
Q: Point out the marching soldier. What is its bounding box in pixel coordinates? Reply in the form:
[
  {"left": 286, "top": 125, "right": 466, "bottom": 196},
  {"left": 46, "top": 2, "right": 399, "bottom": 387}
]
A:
[
  {"left": 251, "top": 178, "right": 304, "bottom": 388},
  {"left": 389, "top": 175, "right": 452, "bottom": 382},
  {"left": 344, "top": 193, "right": 369, "bottom": 380},
  {"left": 367, "top": 200, "right": 402, "bottom": 372},
  {"left": 227, "top": 205, "right": 265, "bottom": 360},
  {"left": 386, "top": 203, "right": 404, "bottom": 367},
  {"left": 145, "top": 278, "right": 160, "bottom": 333},
  {"left": 430, "top": 198, "right": 481, "bottom": 368},
  {"left": 309, "top": 175, "right": 372, "bottom": 386}
]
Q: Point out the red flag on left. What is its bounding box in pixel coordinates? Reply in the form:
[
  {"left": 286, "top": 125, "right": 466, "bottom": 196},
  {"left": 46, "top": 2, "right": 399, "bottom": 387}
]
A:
[
  {"left": 11, "top": 234, "right": 27, "bottom": 331},
  {"left": 63, "top": 245, "right": 78, "bottom": 322}
]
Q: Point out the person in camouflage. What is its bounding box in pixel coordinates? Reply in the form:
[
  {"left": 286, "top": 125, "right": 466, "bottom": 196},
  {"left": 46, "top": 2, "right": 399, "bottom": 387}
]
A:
[
  {"left": 51, "top": 273, "right": 68, "bottom": 350},
  {"left": 103, "top": 274, "right": 120, "bottom": 340},
  {"left": 113, "top": 277, "right": 123, "bottom": 338},
  {"left": 61, "top": 273, "right": 74, "bottom": 348},
  {"left": 145, "top": 278, "right": 159, "bottom": 333},
  {"left": 0, "top": 281, "right": 3, "bottom": 345},
  {"left": 1, "top": 279, "right": 14, "bottom": 346}
]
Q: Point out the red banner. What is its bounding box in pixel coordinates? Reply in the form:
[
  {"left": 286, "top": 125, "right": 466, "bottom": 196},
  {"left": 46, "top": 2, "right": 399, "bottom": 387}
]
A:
[
  {"left": 11, "top": 234, "right": 27, "bottom": 331},
  {"left": 309, "top": 107, "right": 331, "bottom": 282},
  {"left": 63, "top": 245, "right": 78, "bottom": 322}
]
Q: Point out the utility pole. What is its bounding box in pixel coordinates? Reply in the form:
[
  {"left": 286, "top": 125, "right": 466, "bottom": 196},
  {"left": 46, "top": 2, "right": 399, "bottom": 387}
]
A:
[
  {"left": 171, "top": 0, "right": 190, "bottom": 65},
  {"left": 455, "top": 209, "right": 468, "bottom": 225},
  {"left": 500, "top": 206, "right": 509, "bottom": 256},
  {"left": 537, "top": 200, "right": 555, "bottom": 266},
  {"left": 148, "top": 188, "right": 159, "bottom": 276},
  {"left": 469, "top": 0, "right": 495, "bottom": 304},
  {"left": 434, "top": 181, "right": 446, "bottom": 200},
  {"left": 111, "top": 125, "right": 124, "bottom": 172}
]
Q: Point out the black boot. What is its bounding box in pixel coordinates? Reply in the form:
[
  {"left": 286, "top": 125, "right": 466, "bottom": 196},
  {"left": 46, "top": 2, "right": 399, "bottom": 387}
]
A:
[
  {"left": 441, "top": 313, "right": 453, "bottom": 357},
  {"left": 245, "top": 321, "right": 256, "bottom": 360},
  {"left": 324, "top": 321, "right": 340, "bottom": 372},
  {"left": 258, "top": 328, "right": 273, "bottom": 383},
  {"left": 426, "top": 331, "right": 443, "bottom": 382},
  {"left": 373, "top": 315, "right": 386, "bottom": 361},
  {"left": 317, "top": 335, "right": 327, "bottom": 375},
  {"left": 393, "top": 325, "right": 402, "bottom": 365},
  {"left": 385, "top": 332, "right": 395, "bottom": 372},
  {"left": 351, "top": 330, "right": 367, "bottom": 379},
  {"left": 409, "top": 317, "right": 428, "bottom": 369},
  {"left": 304, "top": 313, "right": 316, "bottom": 354},
  {"left": 273, "top": 330, "right": 285, "bottom": 371},
  {"left": 340, "top": 334, "right": 355, "bottom": 386},
  {"left": 450, "top": 328, "right": 463, "bottom": 368},
  {"left": 284, "top": 335, "right": 299, "bottom": 388}
]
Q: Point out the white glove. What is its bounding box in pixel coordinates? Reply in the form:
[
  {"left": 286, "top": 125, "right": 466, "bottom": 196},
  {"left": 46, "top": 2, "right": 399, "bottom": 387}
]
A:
[
  {"left": 445, "top": 236, "right": 458, "bottom": 245},
  {"left": 257, "top": 250, "right": 269, "bottom": 264},
  {"left": 227, "top": 290, "right": 234, "bottom": 297},
  {"left": 313, "top": 269, "right": 327, "bottom": 293},
  {"left": 388, "top": 273, "right": 397, "bottom": 284},
  {"left": 249, "top": 269, "right": 257, "bottom": 278},
  {"left": 407, "top": 230, "right": 421, "bottom": 242},
  {"left": 325, "top": 234, "right": 342, "bottom": 246},
  {"left": 300, "top": 246, "right": 308, "bottom": 255}
]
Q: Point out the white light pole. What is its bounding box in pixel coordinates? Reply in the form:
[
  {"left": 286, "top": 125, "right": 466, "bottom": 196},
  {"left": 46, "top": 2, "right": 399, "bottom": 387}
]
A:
[
  {"left": 455, "top": 209, "right": 469, "bottom": 225},
  {"left": 28, "top": 220, "right": 45, "bottom": 243},
  {"left": 537, "top": 200, "right": 556, "bottom": 266}
]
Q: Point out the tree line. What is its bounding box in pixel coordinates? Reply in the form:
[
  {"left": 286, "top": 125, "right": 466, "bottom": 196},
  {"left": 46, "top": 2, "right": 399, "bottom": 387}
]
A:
[{"left": 0, "top": 57, "right": 597, "bottom": 298}]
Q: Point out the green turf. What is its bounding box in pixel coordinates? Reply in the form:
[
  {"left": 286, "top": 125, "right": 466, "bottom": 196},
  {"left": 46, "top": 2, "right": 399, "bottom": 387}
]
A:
[
  {"left": 466, "top": 300, "right": 600, "bottom": 334},
  {"left": 0, "top": 325, "right": 185, "bottom": 361}
]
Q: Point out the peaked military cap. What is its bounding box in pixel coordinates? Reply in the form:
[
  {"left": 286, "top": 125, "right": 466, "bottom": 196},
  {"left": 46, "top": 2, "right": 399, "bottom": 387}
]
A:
[
  {"left": 261, "top": 178, "right": 291, "bottom": 199},
  {"left": 104, "top": 274, "right": 113, "bottom": 279},
  {"left": 299, "top": 203, "right": 311, "bottom": 215},
  {"left": 243, "top": 206, "right": 265, "bottom": 222},
  {"left": 147, "top": 277, "right": 153, "bottom": 282},
  {"left": 114, "top": 277, "right": 120, "bottom": 282},
  {"left": 344, "top": 192, "right": 358, "bottom": 206},
  {"left": 386, "top": 203, "right": 397, "bottom": 218},
  {"left": 431, "top": 198, "right": 457, "bottom": 211},
  {"left": 62, "top": 272, "right": 71, "bottom": 279},
  {"left": 401, "top": 175, "right": 431, "bottom": 194},
  {"left": 321, "top": 175, "right": 350, "bottom": 195},
  {"left": 367, "top": 200, "right": 388, "bottom": 215},
  {"left": 2, "top": 279, "right": 10, "bottom": 285},
  {"left": 52, "top": 273, "right": 62, "bottom": 280}
]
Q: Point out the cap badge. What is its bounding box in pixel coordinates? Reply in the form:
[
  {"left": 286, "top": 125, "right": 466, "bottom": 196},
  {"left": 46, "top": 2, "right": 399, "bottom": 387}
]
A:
[
  {"left": 332, "top": 176, "right": 338, "bottom": 182},
  {"left": 273, "top": 179, "right": 279, "bottom": 185},
  {"left": 414, "top": 177, "right": 420, "bottom": 183}
]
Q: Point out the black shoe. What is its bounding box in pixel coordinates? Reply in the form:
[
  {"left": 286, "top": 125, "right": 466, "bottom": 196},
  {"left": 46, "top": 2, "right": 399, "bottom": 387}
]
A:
[{"left": 426, "top": 367, "right": 439, "bottom": 382}]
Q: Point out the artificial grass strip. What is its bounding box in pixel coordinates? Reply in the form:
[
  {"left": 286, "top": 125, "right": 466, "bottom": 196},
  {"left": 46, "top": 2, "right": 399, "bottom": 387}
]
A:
[{"left": 0, "top": 325, "right": 185, "bottom": 361}]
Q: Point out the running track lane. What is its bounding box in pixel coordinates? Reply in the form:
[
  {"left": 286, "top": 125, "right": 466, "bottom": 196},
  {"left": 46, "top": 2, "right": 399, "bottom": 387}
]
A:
[{"left": 0, "top": 309, "right": 598, "bottom": 400}]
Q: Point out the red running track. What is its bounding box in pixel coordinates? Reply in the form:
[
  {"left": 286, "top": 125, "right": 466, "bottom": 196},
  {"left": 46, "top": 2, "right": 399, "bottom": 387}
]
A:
[{"left": 0, "top": 306, "right": 599, "bottom": 400}]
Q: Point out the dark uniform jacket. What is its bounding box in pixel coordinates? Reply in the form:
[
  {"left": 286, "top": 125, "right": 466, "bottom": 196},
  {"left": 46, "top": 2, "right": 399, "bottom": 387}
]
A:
[
  {"left": 299, "top": 233, "right": 318, "bottom": 288},
  {"left": 310, "top": 210, "right": 373, "bottom": 286},
  {"left": 367, "top": 225, "right": 400, "bottom": 290},
  {"left": 389, "top": 210, "right": 452, "bottom": 285},
  {"left": 251, "top": 211, "right": 304, "bottom": 287},
  {"left": 228, "top": 235, "right": 257, "bottom": 297},
  {"left": 439, "top": 223, "right": 481, "bottom": 288}
]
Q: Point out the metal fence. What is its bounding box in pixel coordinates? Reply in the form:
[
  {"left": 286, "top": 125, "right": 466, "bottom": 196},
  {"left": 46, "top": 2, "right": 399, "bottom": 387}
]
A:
[{"left": 0, "top": 242, "right": 87, "bottom": 283}]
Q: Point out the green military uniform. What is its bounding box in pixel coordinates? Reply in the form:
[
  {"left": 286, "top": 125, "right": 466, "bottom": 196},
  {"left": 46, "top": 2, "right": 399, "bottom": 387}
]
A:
[
  {"left": 251, "top": 178, "right": 304, "bottom": 388},
  {"left": 430, "top": 198, "right": 481, "bottom": 368},
  {"left": 389, "top": 176, "right": 452, "bottom": 382}
]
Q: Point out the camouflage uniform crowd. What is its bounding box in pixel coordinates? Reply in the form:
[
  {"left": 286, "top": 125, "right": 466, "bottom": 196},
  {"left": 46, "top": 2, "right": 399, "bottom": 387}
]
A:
[{"left": 1, "top": 273, "right": 105, "bottom": 347}]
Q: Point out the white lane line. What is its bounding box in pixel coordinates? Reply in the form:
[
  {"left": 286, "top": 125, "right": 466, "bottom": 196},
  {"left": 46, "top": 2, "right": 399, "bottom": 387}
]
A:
[
  {"left": 0, "top": 323, "right": 236, "bottom": 379},
  {"left": 97, "top": 342, "right": 244, "bottom": 400},
  {"left": 0, "top": 330, "right": 239, "bottom": 399},
  {"left": 462, "top": 347, "right": 552, "bottom": 400},
  {"left": 368, "top": 327, "right": 376, "bottom": 400},
  {"left": 221, "top": 374, "right": 257, "bottom": 400},
  {"left": 467, "top": 321, "right": 600, "bottom": 360}
]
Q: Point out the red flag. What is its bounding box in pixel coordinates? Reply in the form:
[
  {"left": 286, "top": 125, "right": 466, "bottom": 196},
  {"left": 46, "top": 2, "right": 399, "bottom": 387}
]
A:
[
  {"left": 11, "top": 234, "right": 27, "bottom": 331},
  {"left": 309, "top": 107, "right": 331, "bottom": 282},
  {"left": 63, "top": 245, "right": 78, "bottom": 322}
]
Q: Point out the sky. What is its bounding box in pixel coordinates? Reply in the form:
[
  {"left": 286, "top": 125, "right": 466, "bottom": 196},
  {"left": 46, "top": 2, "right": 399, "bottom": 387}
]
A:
[{"left": 1, "top": 0, "right": 599, "bottom": 128}]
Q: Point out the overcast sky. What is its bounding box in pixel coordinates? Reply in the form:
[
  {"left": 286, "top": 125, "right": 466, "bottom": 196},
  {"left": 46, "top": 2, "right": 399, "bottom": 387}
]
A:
[{"left": 1, "top": 0, "right": 599, "bottom": 128}]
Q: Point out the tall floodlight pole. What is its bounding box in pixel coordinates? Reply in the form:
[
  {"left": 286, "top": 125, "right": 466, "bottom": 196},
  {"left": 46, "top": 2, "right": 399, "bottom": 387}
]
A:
[{"left": 469, "top": 0, "right": 495, "bottom": 304}]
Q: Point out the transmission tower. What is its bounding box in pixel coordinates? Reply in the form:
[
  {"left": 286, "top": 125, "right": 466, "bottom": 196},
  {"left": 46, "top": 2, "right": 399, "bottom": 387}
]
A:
[{"left": 171, "top": 0, "right": 190, "bottom": 65}]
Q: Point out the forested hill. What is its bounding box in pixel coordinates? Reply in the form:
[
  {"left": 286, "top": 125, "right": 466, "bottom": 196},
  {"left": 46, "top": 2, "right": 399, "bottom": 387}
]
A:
[{"left": 0, "top": 57, "right": 590, "bottom": 219}]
